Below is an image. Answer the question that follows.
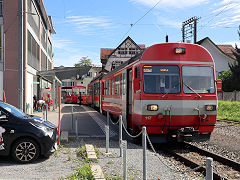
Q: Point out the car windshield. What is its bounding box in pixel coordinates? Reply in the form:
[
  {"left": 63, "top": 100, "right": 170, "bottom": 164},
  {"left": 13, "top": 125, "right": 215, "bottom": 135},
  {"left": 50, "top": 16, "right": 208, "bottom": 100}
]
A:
[
  {"left": 182, "top": 66, "right": 215, "bottom": 94},
  {"left": 143, "top": 65, "right": 180, "bottom": 94},
  {"left": 0, "top": 103, "right": 26, "bottom": 118}
]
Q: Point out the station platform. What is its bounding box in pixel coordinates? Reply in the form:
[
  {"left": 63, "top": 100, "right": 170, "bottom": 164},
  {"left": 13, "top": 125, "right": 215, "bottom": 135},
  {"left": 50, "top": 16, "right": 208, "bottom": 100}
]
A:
[{"left": 33, "top": 104, "right": 119, "bottom": 139}]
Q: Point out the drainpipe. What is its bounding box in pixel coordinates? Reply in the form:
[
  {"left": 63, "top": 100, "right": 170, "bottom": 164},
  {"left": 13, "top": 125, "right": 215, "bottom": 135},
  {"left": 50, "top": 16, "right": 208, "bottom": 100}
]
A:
[{"left": 18, "top": 0, "right": 23, "bottom": 110}]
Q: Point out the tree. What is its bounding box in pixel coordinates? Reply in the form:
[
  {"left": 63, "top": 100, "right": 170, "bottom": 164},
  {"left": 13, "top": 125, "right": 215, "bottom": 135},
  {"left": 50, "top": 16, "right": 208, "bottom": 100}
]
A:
[
  {"left": 74, "top": 56, "right": 92, "bottom": 67},
  {"left": 222, "top": 26, "right": 240, "bottom": 91}
]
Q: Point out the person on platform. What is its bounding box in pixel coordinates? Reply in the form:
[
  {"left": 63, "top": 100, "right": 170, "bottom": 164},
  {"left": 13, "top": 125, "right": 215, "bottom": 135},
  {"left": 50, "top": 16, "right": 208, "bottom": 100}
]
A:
[
  {"left": 78, "top": 93, "right": 82, "bottom": 106},
  {"left": 38, "top": 99, "right": 45, "bottom": 112},
  {"left": 33, "top": 95, "right": 37, "bottom": 111}
]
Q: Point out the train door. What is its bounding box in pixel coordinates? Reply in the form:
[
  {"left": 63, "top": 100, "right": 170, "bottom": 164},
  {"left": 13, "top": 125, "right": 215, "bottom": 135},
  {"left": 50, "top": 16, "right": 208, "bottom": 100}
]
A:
[
  {"left": 127, "top": 69, "right": 133, "bottom": 128},
  {"left": 91, "top": 84, "right": 94, "bottom": 107},
  {"left": 99, "top": 81, "right": 103, "bottom": 113},
  {"left": 121, "top": 69, "right": 127, "bottom": 128}
]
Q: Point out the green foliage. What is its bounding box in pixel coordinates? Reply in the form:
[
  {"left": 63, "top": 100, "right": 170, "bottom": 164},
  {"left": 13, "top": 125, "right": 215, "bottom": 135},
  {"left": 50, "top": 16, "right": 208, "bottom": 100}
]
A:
[
  {"left": 74, "top": 56, "right": 92, "bottom": 67},
  {"left": 220, "top": 27, "right": 240, "bottom": 91},
  {"left": 76, "top": 146, "right": 87, "bottom": 159},
  {"left": 219, "top": 70, "right": 233, "bottom": 92},
  {"left": 94, "top": 146, "right": 101, "bottom": 157},
  {"left": 217, "top": 100, "right": 240, "bottom": 122},
  {"left": 66, "top": 163, "right": 94, "bottom": 180}
]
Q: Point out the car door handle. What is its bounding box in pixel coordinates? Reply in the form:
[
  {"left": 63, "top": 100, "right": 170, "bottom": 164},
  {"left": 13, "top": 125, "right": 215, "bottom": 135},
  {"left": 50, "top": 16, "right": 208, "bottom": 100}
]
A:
[{"left": 10, "top": 130, "right": 15, "bottom": 134}]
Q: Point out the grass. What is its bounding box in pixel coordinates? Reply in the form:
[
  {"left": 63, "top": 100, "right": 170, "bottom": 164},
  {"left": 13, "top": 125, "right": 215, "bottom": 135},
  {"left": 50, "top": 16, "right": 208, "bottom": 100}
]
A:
[
  {"left": 63, "top": 146, "right": 94, "bottom": 179},
  {"left": 218, "top": 100, "right": 240, "bottom": 122},
  {"left": 66, "top": 163, "right": 94, "bottom": 180},
  {"left": 94, "top": 146, "right": 101, "bottom": 157},
  {"left": 107, "top": 161, "right": 114, "bottom": 165},
  {"left": 76, "top": 146, "right": 87, "bottom": 159}
]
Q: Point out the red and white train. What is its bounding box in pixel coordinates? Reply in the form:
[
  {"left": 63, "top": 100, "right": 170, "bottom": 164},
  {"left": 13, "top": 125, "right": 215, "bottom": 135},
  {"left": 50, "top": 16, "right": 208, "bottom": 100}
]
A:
[{"left": 87, "top": 43, "right": 222, "bottom": 143}]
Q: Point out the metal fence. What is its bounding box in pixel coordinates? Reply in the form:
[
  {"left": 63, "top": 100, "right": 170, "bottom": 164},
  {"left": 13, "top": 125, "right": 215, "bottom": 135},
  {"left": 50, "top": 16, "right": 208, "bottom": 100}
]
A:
[{"left": 217, "top": 91, "right": 240, "bottom": 101}]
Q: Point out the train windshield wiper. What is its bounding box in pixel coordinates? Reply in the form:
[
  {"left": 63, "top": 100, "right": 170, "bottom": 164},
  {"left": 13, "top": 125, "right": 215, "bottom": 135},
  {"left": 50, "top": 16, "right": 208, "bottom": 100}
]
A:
[
  {"left": 162, "top": 92, "right": 168, "bottom": 98},
  {"left": 183, "top": 82, "right": 202, "bottom": 98}
]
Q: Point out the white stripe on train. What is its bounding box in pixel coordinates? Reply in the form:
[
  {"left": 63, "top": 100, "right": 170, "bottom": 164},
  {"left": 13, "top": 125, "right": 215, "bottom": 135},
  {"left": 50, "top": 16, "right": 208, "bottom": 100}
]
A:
[{"left": 102, "top": 98, "right": 217, "bottom": 116}]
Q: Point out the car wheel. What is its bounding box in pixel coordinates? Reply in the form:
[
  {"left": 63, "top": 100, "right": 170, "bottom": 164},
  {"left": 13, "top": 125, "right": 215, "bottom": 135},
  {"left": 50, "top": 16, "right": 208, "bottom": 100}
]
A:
[{"left": 11, "top": 138, "right": 40, "bottom": 163}]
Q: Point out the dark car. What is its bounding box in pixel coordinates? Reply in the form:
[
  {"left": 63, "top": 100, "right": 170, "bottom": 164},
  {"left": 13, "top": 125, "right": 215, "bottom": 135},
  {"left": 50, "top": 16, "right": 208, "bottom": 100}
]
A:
[{"left": 0, "top": 101, "right": 58, "bottom": 163}]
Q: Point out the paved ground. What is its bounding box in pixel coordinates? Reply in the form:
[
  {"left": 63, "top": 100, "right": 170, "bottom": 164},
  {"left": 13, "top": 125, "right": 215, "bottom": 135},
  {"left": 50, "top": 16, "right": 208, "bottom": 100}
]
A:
[
  {"left": 0, "top": 104, "right": 198, "bottom": 179},
  {"left": 33, "top": 104, "right": 119, "bottom": 138}
]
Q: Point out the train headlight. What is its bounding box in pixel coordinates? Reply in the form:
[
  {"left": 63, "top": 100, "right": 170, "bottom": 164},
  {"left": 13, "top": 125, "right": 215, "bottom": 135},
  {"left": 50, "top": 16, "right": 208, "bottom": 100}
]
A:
[
  {"left": 174, "top": 47, "right": 185, "bottom": 54},
  {"left": 147, "top": 104, "right": 158, "bottom": 111},
  {"left": 205, "top": 105, "right": 216, "bottom": 111}
]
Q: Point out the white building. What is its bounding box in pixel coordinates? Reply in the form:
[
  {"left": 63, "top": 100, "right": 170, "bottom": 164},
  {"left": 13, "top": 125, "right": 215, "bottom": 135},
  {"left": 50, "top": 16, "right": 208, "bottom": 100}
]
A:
[
  {"left": 197, "top": 37, "right": 236, "bottom": 77},
  {"left": 101, "top": 36, "right": 145, "bottom": 72}
]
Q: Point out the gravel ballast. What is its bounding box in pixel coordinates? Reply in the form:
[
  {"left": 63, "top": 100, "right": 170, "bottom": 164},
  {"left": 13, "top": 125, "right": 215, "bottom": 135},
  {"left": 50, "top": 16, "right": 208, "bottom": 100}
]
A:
[
  {"left": 0, "top": 146, "right": 79, "bottom": 179},
  {"left": 1, "top": 103, "right": 239, "bottom": 179},
  {"left": 190, "top": 122, "right": 240, "bottom": 163}
]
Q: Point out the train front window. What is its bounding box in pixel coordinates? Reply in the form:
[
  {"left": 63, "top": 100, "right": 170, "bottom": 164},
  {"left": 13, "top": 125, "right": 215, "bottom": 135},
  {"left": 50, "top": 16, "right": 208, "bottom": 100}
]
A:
[
  {"left": 182, "top": 66, "right": 215, "bottom": 94},
  {"left": 143, "top": 65, "right": 180, "bottom": 94}
]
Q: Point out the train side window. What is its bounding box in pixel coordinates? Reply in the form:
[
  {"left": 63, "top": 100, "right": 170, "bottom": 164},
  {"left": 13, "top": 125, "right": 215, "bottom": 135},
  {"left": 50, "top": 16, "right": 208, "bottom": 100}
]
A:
[
  {"left": 122, "top": 73, "right": 126, "bottom": 95},
  {"left": 134, "top": 66, "right": 141, "bottom": 90},
  {"left": 106, "top": 81, "right": 108, "bottom": 95},
  {"left": 115, "top": 76, "right": 120, "bottom": 95},
  {"left": 102, "top": 82, "right": 104, "bottom": 95},
  {"left": 111, "top": 79, "right": 114, "bottom": 95},
  {"left": 104, "top": 81, "right": 107, "bottom": 95},
  {"left": 108, "top": 80, "right": 110, "bottom": 95}
]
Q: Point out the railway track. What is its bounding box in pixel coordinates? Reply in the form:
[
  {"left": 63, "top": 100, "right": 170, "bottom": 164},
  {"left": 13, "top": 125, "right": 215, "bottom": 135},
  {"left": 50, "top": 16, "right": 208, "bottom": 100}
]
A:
[
  {"left": 157, "top": 142, "right": 240, "bottom": 180},
  {"left": 217, "top": 119, "right": 240, "bottom": 125}
]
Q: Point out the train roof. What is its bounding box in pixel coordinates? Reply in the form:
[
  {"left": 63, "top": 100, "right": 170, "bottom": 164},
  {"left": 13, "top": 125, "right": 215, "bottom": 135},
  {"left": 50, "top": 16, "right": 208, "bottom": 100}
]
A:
[
  {"left": 89, "top": 74, "right": 104, "bottom": 84},
  {"left": 90, "top": 43, "right": 214, "bottom": 84},
  {"left": 141, "top": 43, "right": 214, "bottom": 62},
  {"left": 102, "top": 42, "right": 214, "bottom": 79}
]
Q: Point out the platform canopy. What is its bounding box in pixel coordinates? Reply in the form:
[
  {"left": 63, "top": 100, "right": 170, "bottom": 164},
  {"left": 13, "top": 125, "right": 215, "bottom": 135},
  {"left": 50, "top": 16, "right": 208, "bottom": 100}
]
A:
[{"left": 37, "top": 66, "right": 92, "bottom": 82}]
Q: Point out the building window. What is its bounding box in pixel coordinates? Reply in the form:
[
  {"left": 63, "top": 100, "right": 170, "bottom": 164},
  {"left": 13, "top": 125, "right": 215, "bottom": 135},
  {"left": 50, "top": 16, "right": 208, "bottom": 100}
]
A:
[
  {"left": 41, "top": 50, "right": 47, "bottom": 71},
  {"left": 47, "top": 38, "right": 52, "bottom": 58},
  {"left": 71, "top": 82, "right": 75, "bottom": 86},
  {"left": 87, "top": 72, "right": 92, "bottom": 78},
  {"left": 28, "top": 31, "right": 40, "bottom": 70},
  {"left": 0, "top": 1, "right": 3, "bottom": 16},
  {"left": 27, "top": 0, "right": 40, "bottom": 36},
  {"left": 129, "top": 48, "right": 136, "bottom": 54},
  {"left": 48, "top": 60, "right": 52, "bottom": 70},
  {"left": 118, "top": 48, "right": 127, "bottom": 54}
]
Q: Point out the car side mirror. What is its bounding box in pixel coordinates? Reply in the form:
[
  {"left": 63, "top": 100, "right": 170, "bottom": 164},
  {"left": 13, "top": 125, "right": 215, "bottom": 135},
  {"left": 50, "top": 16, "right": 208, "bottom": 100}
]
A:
[
  {"left": 216, "top": 79, "right": 222, "bottom": 92},
  {"left": 0, "top": 115, "right": 7, "bottom": 121}
]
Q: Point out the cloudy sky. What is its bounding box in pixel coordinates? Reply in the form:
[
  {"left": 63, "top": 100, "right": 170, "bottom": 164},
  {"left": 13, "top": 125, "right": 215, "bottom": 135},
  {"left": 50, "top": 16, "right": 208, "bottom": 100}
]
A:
[{"left": 44, "top": 0, "right": 240, "bottom": 67}]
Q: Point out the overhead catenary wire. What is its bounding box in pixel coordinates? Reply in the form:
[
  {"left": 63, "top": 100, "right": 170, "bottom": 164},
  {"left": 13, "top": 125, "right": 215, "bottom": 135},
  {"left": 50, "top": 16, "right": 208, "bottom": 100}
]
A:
[
  {"left": 117, "top": 0, "right": 162, "bottom": 45},
  {"left": 198, "top": 2, "right": 240, "bottom": 33}
]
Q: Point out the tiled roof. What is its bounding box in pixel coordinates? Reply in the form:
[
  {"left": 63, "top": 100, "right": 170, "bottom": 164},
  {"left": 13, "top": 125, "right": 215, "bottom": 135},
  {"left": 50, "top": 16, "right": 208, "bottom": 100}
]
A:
[
  {"left": 138, "top": 44, "right": 146, "bottom": 49},
  {"left": 100, "top": 48, "right": 114, "bottom": 60},
  {"left": 217, "top": 45, "right": 236, "bottom": 59}
]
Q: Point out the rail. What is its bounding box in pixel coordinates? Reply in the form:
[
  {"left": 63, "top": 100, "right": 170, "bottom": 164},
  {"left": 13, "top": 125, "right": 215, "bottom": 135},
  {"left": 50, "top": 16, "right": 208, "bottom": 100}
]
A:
[{"left": 105, "top": 111, "right": 215, "bottom": 179}]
